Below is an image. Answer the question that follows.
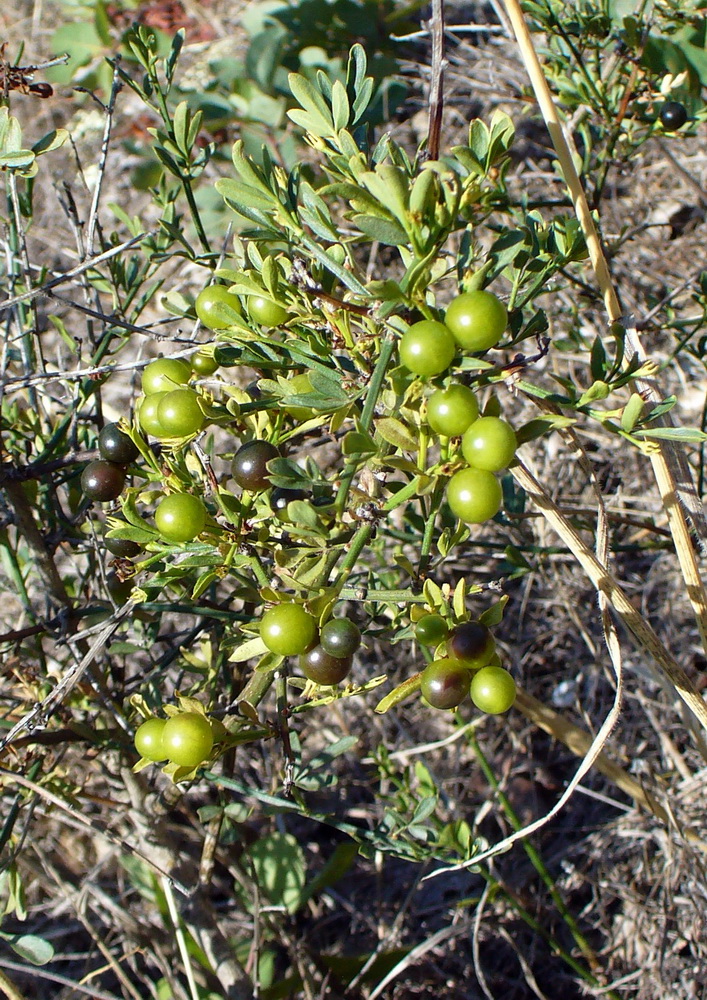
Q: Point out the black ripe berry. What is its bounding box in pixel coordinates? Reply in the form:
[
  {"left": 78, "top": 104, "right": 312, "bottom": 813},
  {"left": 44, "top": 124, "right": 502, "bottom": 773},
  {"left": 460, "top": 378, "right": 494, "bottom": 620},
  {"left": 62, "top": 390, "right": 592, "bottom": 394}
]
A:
[
  {"left": 659, "top": 101, "right": 688, "bottom": 131},
  {"left": 98, "top": 423, "right": 139, "bottom": 464},
  {"left": 81, "top": 461, "right": 126, "bottom": 502},
  {"left": 232, "top": 440, "right": 280, "bottom": 491}
]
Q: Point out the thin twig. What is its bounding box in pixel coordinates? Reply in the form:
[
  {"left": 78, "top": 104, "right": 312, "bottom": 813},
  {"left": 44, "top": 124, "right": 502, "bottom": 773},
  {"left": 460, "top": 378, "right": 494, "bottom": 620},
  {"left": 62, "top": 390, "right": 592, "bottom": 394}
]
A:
[
  {"left": 0, "top": 232, "right": 149, "bottom": 312},
  {"left": 1, "top": 346, "right": 194, "bottom": 392},
  {"left": 3, "top": 481, "right": 72, "bottom": 610},
  {"left": 0, "top": 767, "right": 192, "bottom": 896},
  {"left": 0, "top": 601, "right": 134, "bottom": 752},
  {"left": 87, "top": 59, "right": 123, "bottom": 255},
  {"left": 163, "top": 876, "right": 201, "bottom": 1000},
  {"left": 426, "top": 0, "right": 446, "bottom": 160},
  {"left": 0, "top": 961, "right": 119, "bottom": 1000}
]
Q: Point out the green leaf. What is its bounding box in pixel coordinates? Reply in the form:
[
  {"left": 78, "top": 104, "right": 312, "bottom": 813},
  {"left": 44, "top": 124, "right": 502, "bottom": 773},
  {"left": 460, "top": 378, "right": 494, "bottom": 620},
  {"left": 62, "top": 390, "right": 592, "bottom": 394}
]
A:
[
  {"left": 173, "top": 100, "right": 189, "bottom": 153},
  {"left": 331, "top": 80, "right": 350, "bottom": 132},
  {"left": 165, "top": 28, "right": 184, "bottom": 83},
  {"left": 348, "top": 44, "right": 374, "bottom": 124},
  {"left": 354, "top": 214, "right": 408, "bottom": 246},
  {"left": 228, "top": 636, "right": 269, "bottom": 662},
  {"left": 246, "top": 25, "right": 287, "bottom": 90},
  {"left": 287, "top": 72, "right": 334, "bottom": 131},
  {"left": 117, "top": 495, "right": 159, "bottom": 535},
  {"left": 47, "top": 314, "right": 78, "bottom": 355},
  {"left": 376, "top": 417, "right": 418, "bottom": 452},
  {"left": 490, "top": 229, "right": 528, "bottom": 270},
  {"left": 247, "top": 831, "right": 306, "bottom": 913},
  {"left": 590, "top": 335, "right": 607, "bottom": 381},
  {"left": 287, "top": 109, "right": 333, "bottom": 136},
  {"left": 266, "top": 457, "right": 315, "bottom": 489},
  {"left": 216, "top": 177, "right": 277, "bottom": 212},
  {"left": 487, "top": 109, "right": 515, "bottom": 164},
  {"left": 192, "top": 570, "right": 218, "bottom": 601},
  {"left": 286, "top": 500, "right": 320, "bottom": 529},
  {"left": 452, "top": 577, "right": 467, "bottom": 620},
  {"left": 374, "top": 674, "right": 422, "bottom": 713},
  {"left": 0, "top": 151, "right": 35, "bottom": 171},
  {"left": 32, "top": 128, "right": 69, "bottom": 156},
  {"left": 515, "top": 414, "right": 576, "bottom": 445},
  {"left": 0, "top": 932, "right": 54, "bottom": 966},
  {"left": 411, "top": 795, "right": 437, "bottom": 825},
  {"left": 634, "top": 426, "right": 707, "bottom": 443},
  {"left": 300, "top": 235, "right": 368, "bottom": 296},
  {"left": 298, "top": 840, "right": 358, "bottom": 907},
  {"left": 479, "top": 595, "right": 509, "bottom": 628},
  {"left": 294, "top": 736, "right": 359, "bottom": 789},
  {"left": 469, "top": 119, "right": 490, "bottom": 164},
  {"left": 106, "top": 524, "right": 158, "bottom": 544},
  {"left": 342, "top": 431, "right": 377, "bottom": 456}
]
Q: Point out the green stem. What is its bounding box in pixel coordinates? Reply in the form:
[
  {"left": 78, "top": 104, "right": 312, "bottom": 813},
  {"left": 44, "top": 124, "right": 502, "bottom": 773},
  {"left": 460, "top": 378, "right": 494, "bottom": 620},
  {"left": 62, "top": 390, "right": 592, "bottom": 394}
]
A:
[
  {"left": 335, "top": 333, "right": 397, "bottom": 514},
  {"left": 381, "top": 475, "right": 428, "bottom": 512},
  {"left": 332, "top": 524, "right": 373, "bottom": 592},
  {"left": 181, "top": 175, "right": 211, "bottom": 256},
  {"left": 418, "top": 479, "right": 445, "bottom": 579},
  {"left": 477, "top": 868, "right": 619, "bottom": 998},
  {"left": 338, "top": 587, "right": 428, "bottom": 603},
  {"left": 248, "top": 551, "right": 271, "bottom": 589}
]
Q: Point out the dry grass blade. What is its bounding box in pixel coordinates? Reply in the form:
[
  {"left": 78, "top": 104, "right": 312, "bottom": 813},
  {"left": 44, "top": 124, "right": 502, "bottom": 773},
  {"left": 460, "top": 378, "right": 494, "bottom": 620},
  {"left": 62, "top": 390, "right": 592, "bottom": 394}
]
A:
[
  {"left": 426, "top": 455, "right": 707, "bottom": 879},
  {"left": 366, "top": 917, "right": 473, "bottom": 1000},
  {"left": 0, "top": 968, "right": 28, "bottom": 1000},
  {"left": 1, "top": 231, "right": 147, "bottom": 311},
  {"left": 511, "top": 459, "right": 707, "bottom": 733},
  {"left": 514, "top": 689, "right": 672, "bottom": 826},
  {"left": 0, "top": 600, "right": 136, "bottom": 753},
  {"left": 501, "top": 0, "right": 707, "bottom": 657}
]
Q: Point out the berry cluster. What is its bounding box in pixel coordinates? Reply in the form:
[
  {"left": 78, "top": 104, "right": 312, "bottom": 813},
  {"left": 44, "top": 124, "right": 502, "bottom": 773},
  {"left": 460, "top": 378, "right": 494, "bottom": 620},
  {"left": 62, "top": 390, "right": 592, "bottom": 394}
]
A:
[
  {"left": 416, "top": 616, "right": 516, "bottom": 714},
  {"left": 134, "top": 710, "right": 215, "bottom": 768},
  {"left": 102, "top": 275, "right": 519, "bottom": 749},
  {"left": 81, "top": 422, "right": 139, "bottom": 502},
  {"left": 260, "top": 604, "right": 362, "bottom": 685},
  {"left": 398, "top": 289, "right": 518, "bottom": 524}
]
